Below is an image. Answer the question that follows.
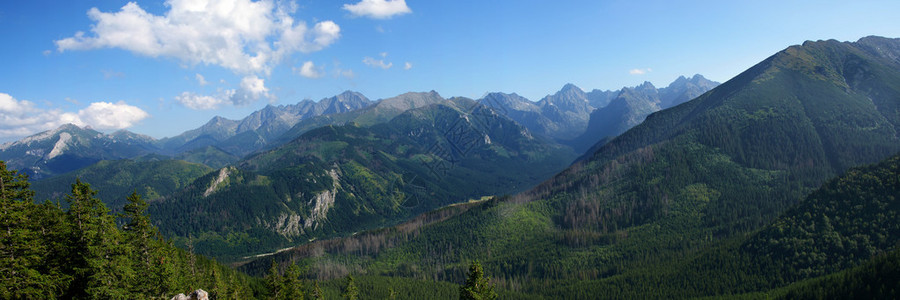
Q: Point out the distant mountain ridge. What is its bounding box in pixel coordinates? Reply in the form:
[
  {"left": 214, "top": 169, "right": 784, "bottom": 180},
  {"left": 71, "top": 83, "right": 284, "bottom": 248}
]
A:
[
  {"left": 158, "top": 90, "right": 373, "bottom": 156},
  {"left": 478, "top": 75, "right": 719, "bottom": 149},
  {"left": 573, "top": 74, "right": 719, "bottom": 152},
  {"left": 0, "top": 124, "right": 159, "bottom": 179}
]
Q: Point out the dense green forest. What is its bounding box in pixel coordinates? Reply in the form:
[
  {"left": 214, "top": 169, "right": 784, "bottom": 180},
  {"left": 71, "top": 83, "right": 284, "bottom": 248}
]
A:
[
  {"left": 0, "top": 161, "right": 259, "bottom": 299},
  {"left": 235, "top": 151, "right": 900, "bottom": 299},
  {"left": 2, "top": 158, "right": 516, "bottom": 299},
  {"left": 31, "top": 159, "right": 213, "bottom": 210}
]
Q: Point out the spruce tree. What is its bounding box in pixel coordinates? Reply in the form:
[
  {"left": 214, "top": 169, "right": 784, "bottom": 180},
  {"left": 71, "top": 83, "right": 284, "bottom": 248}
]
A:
[
  {"left": 283, "top": 263, "right": 305, "bottom": 300},
  {"left": 266, "top": 260, "right": 284, "bottom": 300},
  {"left": 311, "top": 280, "right": 324, "bottom": 300},
  {"left": 120, "top": 191, "right": 175, "bottom": 297},
  {"left": 459, "top": 260, "right": 497, "bottom": 300},
  {"left": 342, "top": 274, "right": 359, "bottom": 300},
  {"left": 64, "top": 179, "right": 133, "bottom": 298},
  {"left": 0, "top": 162, "right": 59, "bottom": 298}
]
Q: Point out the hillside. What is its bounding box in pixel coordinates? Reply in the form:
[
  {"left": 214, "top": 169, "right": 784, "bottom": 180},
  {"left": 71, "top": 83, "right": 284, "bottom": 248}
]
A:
[
  {"left": 31, "top": 159, "right": 213, "bottom": 210},
  {"left": 149, "top": 98, "right": 576, "bottom": 261},
  {"left": 237, "top": 36, "right": 900, "bottom": 298}
]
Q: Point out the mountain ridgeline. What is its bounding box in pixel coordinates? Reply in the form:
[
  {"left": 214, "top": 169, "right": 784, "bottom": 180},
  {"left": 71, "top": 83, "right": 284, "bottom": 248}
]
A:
[
  {"left": 157, "top": 91, "right": 373, "bottom": 157},
  {"left": 0, "top": 125, "right": 159, "bottom": 179}
]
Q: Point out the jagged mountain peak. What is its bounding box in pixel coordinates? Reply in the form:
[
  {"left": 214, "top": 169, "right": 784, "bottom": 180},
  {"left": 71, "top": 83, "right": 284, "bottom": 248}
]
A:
[
  {"left": 561, "top": 83, "right": 583, "bottom": 92},
  {"left": 635, "top": 81, "right": 657, "bottom": 91}
]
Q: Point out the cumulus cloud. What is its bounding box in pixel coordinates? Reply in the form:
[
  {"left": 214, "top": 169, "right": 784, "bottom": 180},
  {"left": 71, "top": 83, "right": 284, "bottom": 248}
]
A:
[
  {"left": 174, "top": 75, "right": 273, "bottom": 110},
  {"left": 363, "top": 52, "right": 392, "bottom": 69},
  {"left": 55, "top": 0, "right": 341, "bottom": 75},
  {"left": 296, "top": 61, "right": 322, "bottom": 78},
  {"left": 404, "top": 62, "right": 412, "bottom": 70},
  {"left": 78, "top": 101, "right": 150, "bottom": 130},
  {"left": 232, "top": 75, "right": 272, "bottom": 105},
  {"left": 343, "top": 0, "right": 411, "bottom": 19},
  {"left": 0, "top": 93, "right": 149, "bottom": 140},
  {"left": 629, "top": 68, "right": 652, "bottom": 75}
]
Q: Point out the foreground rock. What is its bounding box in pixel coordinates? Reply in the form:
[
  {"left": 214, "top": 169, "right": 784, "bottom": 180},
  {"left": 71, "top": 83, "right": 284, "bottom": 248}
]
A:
[{"left": 170, "top": 289, "right": 209, "bottom": 300}]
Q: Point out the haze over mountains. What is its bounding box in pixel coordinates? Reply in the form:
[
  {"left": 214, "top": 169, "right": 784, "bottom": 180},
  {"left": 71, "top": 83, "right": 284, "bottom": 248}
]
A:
[{"left": 2, "top": 36, "right": 900, "bottom": 298}]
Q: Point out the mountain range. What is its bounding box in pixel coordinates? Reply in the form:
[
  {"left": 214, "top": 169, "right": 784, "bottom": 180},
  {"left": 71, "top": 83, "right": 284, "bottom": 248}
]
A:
[
  {"left": 3, "top": 34, "right": 898, "bottom": 299},
  {"left": 3, "top": 74, "right": 711, "bottom": 182},
  {"left": 478, "top": 74, "right": 718, "bottom": 151}
]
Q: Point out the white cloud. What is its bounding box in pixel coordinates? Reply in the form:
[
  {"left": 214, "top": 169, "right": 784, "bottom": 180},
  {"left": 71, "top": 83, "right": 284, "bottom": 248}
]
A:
[
  {"left": 296, "top": 61, "right": 322, "bottom": 78},
  {"left": 0, "top": 93, "right": 149, "bottom": 140},
  {"left": 343, "top": 0, "right": 411, "bottom": 19},
  {"left": 404, "top": 62, "right": 412, "bottom": 70},
  {"left": 195, "top": 73, "right": 209, "bottom": 86},
  {"left": 629, "top": 68, "right": 652, "bottom": 75},
  {"left": 232, "top": 75, "right": 272, "bottom": 105},
  {"left": 174, "top": 75, "right": 273, "bottom": 110},
  {"left": 363, "top": 53, "right": 392, "bottom": 69},
  {"left": 77, "top": 101, "right": 150, "bottom": 130},
  {"left": 175, "top": 91, "right": 225, "bottom": 110},
  {"left": 56, "top": 0, "right": 341, "bottom": 75},
  {"left": 340, "top": 69, "right": 356, "bottom": 79}
]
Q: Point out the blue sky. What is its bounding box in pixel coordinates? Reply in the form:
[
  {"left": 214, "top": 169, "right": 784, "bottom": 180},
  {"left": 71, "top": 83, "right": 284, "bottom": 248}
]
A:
[{"left": 1, "top": 0, "right": 899, "bottom": 142}]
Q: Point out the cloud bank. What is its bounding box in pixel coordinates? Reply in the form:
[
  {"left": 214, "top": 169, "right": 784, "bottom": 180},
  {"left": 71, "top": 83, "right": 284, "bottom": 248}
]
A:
[
  {"left": 56, "top": 0, "right": 341, "bottom": 75},
  {"left": 0, "top": 93, "right": 149, "bottom": 140}
]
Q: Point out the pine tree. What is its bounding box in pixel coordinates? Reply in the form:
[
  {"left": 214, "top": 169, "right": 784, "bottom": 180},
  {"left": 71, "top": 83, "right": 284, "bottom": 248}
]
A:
[
  {"left": 283, "top": 263, "right": 305, "bottom": 300},
  {"left": 266, "top": 260, "right": 284, "bottom": 300},
  {"left": 0, "top": 162, "right": 60, "bottom": 298},
  {"left": 120, "top": 191, "right": 176, "bottom": 297},
  {"left": 342, "top": 274, "right": 359, "bottom": 300},
  {"left": 64, "top": 179, "right": 133, "bottom": 298},
  {"left": 459, "top": 261, "right": 497, "bottom": 300},
  {"left": 311, "top": 280, "right": 324, "bottom": 300}
]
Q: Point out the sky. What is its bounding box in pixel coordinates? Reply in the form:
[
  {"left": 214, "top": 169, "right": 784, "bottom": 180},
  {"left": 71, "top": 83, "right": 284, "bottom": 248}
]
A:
[{"left": 1, "top": 0, "right": 899, "bottom": 142}]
